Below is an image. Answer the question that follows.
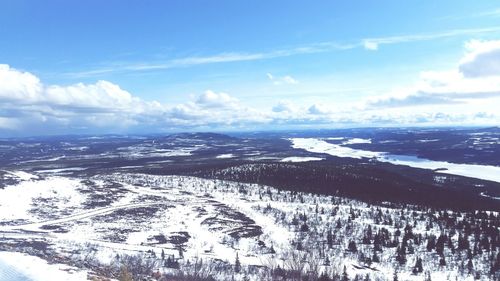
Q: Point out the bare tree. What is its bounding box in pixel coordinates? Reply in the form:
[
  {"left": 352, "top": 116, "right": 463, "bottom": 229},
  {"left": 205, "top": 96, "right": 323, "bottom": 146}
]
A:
[{"left": 283, "top": 249, "right": 308, "bottom": 281}]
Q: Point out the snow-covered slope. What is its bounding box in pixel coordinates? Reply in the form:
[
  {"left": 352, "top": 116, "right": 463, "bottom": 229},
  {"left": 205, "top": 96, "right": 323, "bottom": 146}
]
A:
[{"left": 0, "top": 172, "right": 497, "bottom": 280}]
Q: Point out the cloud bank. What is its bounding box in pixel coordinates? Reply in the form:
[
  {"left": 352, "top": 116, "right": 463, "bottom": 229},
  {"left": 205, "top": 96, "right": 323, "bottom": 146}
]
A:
[
  {"left": 367, "top": 40, "right": 500, "bottom": 111},
  {"left": 1, "top": 39, "right": 500, "bottom": 136}
]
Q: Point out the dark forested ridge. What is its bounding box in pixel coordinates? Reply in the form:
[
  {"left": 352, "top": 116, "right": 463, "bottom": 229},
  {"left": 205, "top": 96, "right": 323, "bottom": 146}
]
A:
[{"left": 186, "top": 161, "right": 500, "bottom": 211}]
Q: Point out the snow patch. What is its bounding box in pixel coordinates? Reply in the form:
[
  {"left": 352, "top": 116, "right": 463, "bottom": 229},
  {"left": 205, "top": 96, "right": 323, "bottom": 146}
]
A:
[
  {"left": 290, "top": 138, "right": 382, "bottom": 159},
  {"left": 36, "top": 167, "right": 87, "bottom": 173},
  {"left": 280, "top": 157, "right": 323, "bottom": 162},
  {"left": 0, "top": 177, "right": 84, "bottom": 222},
  {"left": 3, "top": 170, "right": 39, "bottom": 181},
  {"left": 480, "top": 192, "right": 500, "bottom": 200},
  {"left": 417, "top": 139, "right": 439, "bottom": 143},
  {"left": 0, "top": 251, "right": 87, "bottom": 281},
  {"left": 342, "top": 138, "right": 372, "bottom": 144},
  {"left": 216, "top": 154, "right": 235, "bottom": 159}
]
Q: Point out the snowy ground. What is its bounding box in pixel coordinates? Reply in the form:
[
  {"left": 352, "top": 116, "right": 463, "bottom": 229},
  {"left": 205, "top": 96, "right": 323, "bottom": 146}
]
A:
[
  {"left": 0, "top": 170, "right": 497, "bottom": 280},
  {"left": 0, "top": 251, "right": 87, "bottom": 281},
  {"left": 280, "top": 156, "right": 324, "bottom": 162}
]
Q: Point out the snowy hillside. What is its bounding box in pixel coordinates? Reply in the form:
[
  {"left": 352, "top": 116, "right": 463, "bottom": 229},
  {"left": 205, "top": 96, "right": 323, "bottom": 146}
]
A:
[{"left": 0, "top": 171, "right": 498, "bottom": 280}]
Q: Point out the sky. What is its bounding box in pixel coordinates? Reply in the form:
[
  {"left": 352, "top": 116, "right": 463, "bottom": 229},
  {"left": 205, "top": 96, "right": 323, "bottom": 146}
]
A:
[{"left": 1, "top": 1, "right": 500, "bottom": 136}]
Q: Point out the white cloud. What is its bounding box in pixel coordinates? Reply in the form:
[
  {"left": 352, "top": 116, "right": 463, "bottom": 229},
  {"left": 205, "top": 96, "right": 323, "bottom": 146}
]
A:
[
  {"left": 272, "top": 100, "right": 297, "bottom": 113},
  {"left": 282, "top": 76, "right": 298, "bottom": 84},
  {"left": 45, "top": 81, "right": 140, "bottom": 110},
  {"left": 363, "top": 41, "right": 379, "bottom": 51},
  {"left": 362, "top": 27, "right": 500, "bottom": 50},
  {"left": 0, "top": 64, "right": 151, "bottom": 113},
  {"left": 195, "top": 90, "right": 239, "bottom": 108},
  {"left": 172, "top": 52, "right": 265, "bottom": 66},
  {"left": 0, "top": 64, "right": 264, "bottom": 134},
  {"left": 459, "top": 39, "right": 500, "bottom": 77},
  {"left": 441, "top": 9, "right": 500, "bottom": 21},
  {"left": 3, "top": 36, "right": 500, "bottom": 136},
  {"left": 366, "top": 40, "right": 500, "bottom": 113},
  {"left": 169, "top": 103, "right": 203, "bottom": 121},
  {"left": 267, "top": 73, "right": 299, "bottom": 85},
  {"left": 0, "top": 64, "right": 43, "bottom": 102},
  {"left": 308, "top": 104, "right": 331, "bottom": 115}
]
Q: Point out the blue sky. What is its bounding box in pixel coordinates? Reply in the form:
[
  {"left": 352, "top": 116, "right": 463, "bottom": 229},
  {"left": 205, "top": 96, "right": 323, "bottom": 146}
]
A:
[{"left": 1, "top": 1, "right": 500, "bottom": 136}]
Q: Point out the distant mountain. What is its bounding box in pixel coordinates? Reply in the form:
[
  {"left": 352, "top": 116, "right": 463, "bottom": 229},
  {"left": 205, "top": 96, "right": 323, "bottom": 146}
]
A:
[{"left": 165, "top": 132, "right": 236, "bottom": 140}]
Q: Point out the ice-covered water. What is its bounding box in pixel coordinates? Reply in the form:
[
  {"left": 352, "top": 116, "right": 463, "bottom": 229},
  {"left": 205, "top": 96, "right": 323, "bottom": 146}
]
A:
[{"left": 290, "top": 138, "right": 500, "bottom": 183}]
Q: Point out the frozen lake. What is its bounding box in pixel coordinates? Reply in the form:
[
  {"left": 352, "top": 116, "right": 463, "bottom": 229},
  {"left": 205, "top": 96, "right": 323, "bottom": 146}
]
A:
[{"left": 290, "top": 138, "right": 500, "bottom": 184}]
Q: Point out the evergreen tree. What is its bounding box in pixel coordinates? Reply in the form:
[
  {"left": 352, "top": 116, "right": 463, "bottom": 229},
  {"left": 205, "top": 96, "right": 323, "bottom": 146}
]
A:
[
  {"left": 348, "top": 240, "right": 358, "bottom": 253},
  {"left": 336, "top": 219, "right": 342, "bottom": 229},
  {"left": 363, "top": 225, "right": 373, "bottom": 244},
  {"left": 324, "top": 255, "right": 331, "bottom": 266},
  {"left": 269, "top": 245, "right": 276, "bottom": 254},
  {"left": 396, "top": 245, "right": 406, "bottom": 265},
  {"left": 300, "top": 222, "right": 310, "bottom": 232},
  {"left": 318, "top": 272, "right": 331, "bottom": 281},
  {"left": 426, "top": 235, "right": 436, "bottom": 251},
  {"left": 473, "top": 242, "right": 482, "bottom": 255},
  {"left": 373, "top": 234, "right": 382, "bottom": 252},
  {"left": 296, "top": 241, "right": 303, "bottom": 251},
  {"left": 493, "top": 252, "right": 500, "bottom": 273},
  {"left": 234, "top": 252, "right": 241, "bottom": 273},
  {"left": 372, "top": 251, "right": 380, "bottom": 263},
  {"left": 327, "top": 229, "right": 334, "bottom": 248},
  {"left": 342, "top": 265, "right": 349, "bottom": 281},
  {"left": 458, "top": 233, "right": 470, "bottom": 250},
  {"left": 467, "top": 258, "right": 474, "bottom": 273},
  {"left": 413, "top": 257, "right": 423, "bottom": 273},
  {"left": 480, "top": 235, "right": 490, "bottom": 252},
  {"left": 165, "top": 255, "right": 180, "bottom": 269},
  {"left": 435, "top": 234, "right": 447, "bottom": 255},
  {"left": 439, "top": 255, "right": 446, "bottom": 266}
]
